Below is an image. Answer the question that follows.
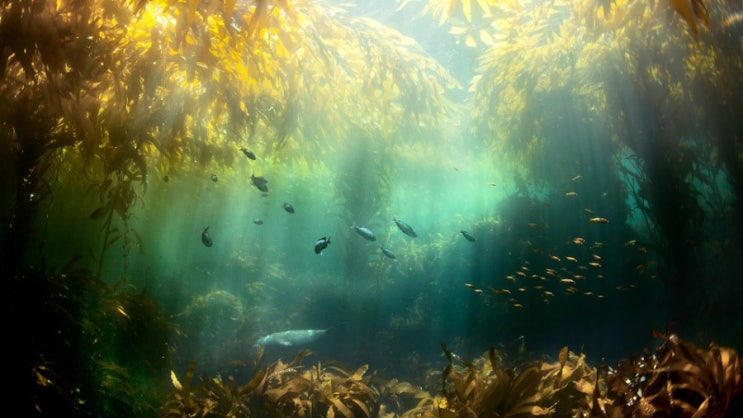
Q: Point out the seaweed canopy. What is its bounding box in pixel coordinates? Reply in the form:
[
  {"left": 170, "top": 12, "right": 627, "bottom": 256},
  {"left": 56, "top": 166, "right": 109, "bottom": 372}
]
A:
[
  {"left": 402, "top": 0, "right": 709, "bottom": 41},
  {"left": 0, "top": 0, "right": 458, "bottom": 274}
]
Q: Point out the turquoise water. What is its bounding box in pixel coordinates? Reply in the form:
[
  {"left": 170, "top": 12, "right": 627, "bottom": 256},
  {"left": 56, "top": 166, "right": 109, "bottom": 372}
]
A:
[{"left": 3, "top": 0, "right": 743, "bottom": 416}]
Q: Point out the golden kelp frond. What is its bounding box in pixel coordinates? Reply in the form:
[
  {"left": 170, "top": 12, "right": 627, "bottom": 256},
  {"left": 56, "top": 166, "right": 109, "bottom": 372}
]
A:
[
  {"left": 605, "top": 332, "right": 743, "bottom": 417},
  {"left": 436, "top": 345, "right": 601, "bottom": 416},
  {"left": 2, "top": 0, "right": 460, "bottom": 252},
  {"left": 163, "top": 354, "right": 380, "bottom": 417},
  {"left": 399, "top": 0, "right": 500, "bottom": 25},
  {"left": 669, "top": 0, "right": 709, "bottom": 42}
]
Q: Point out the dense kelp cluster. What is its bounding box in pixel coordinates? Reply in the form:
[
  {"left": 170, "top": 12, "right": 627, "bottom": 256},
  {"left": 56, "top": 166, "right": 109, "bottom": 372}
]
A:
[
  {"left": 3, "top": 265, "right": 174, "bottom": 417},
  {"left": 157, "top": 332, "right": 743, "bottom": 417},
  {"left": 3, "top": 0, "right": 743, "bottom": 417},
  {"left": 0, "top": 0, "right": 458, "bottom": 279}
]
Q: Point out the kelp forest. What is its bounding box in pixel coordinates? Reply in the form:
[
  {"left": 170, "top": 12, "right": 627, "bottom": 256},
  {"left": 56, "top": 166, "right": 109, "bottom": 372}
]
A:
[{"left": 2, "top": 0, "right": 743, "bottom": 416}]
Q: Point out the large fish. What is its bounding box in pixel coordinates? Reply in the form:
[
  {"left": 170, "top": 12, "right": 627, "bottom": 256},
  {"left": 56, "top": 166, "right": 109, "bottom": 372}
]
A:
[
  {"left": 201, "top": 227, "right": 213, "bottom": 247},
  {"left": 315, "top": 236, "right": 331, "bottom": 254},
  {"left": 393, "top": 217, "right": 417, "bottom": 237},
  {"left": 380, "top": 246, "right": 396, "bottom": 259},
  {"left": 460, "top": 230, "right": 476, "bottom": 242},
  {"left": 353, "top": 225, "right": 376, "bottom": 241},
  {"left": 251, "top": 174, "right": 268, "bottom": 193},
  {"left": 253, "top": 329, "right": 328, "bottom": 347},
  {"left": 241, "top": 147, "right": 256, "bottom": 160}
]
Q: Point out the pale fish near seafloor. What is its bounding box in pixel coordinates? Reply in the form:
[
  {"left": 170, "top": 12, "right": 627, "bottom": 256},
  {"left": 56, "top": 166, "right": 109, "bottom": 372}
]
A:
[{"left": 253, "top": 329, "right": 328, "bottom": 347}]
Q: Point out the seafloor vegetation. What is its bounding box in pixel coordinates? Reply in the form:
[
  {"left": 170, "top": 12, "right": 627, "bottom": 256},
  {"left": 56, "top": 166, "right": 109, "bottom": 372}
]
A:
[
  {"left": 7, "top": 264, "right": 743, "bottom": 417},
  {"left": 3, "top": 0, "right": 743, "bottom": 416}
]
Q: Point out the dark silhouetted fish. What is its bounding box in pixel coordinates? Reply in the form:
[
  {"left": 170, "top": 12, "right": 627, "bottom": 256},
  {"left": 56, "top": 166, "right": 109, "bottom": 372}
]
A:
[
  {"left": 202, "top": 227, "right": 213, "bottom": 247},
  {"left": 241, "top": 147, "right": 256, "bottom": 160},
  {"left": 253, "top": 218, "right": 263, "bottom": 225},
  {"left": 353, "top": 225, "right": 376, "bottom": 241},
  {"left": 315, "top": 236, "right": 331, "bottom": 254},
  {"left": 89, "top": 206, "right": 107, "bottom": 220},
  {"left": 461, "top": 230, "right": 476, "bottom": 242},
  {"left": 381, "top": 246, "right": 396, "bottom": 259},
  {"left": 282, "top": 203, "right": 295, "bottom": 213},
  {"left": 251, "top": 174, "right": 268, "bottom": 192},
  {"left": 393, "top": 217, "right": 417, "bottom": 237},
  {"left": 210, "top": 174, "right": 218, "bottom": 182}
]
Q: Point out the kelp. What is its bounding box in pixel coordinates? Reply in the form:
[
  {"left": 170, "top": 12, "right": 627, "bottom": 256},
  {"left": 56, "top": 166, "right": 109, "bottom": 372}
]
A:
[
  {"left": 163, "top": 350, "right": 379, "bottom": 418},
  {"left": 1, "top": 0, "right": 458, "bottom": 278},
  {"left": 404, "top": 0, "right": 711, "bottom": 41},
  {"left": 430, "top": 342, "right": 598, "bottom": 417},
  {"left": 169, "top": 333, "right": 738, "bottom": 417},
  {"left": 604, "top": 330, "right": 743, "bottom": 417},
  {"left": 5, "top": 265, "right": 174, "bottom": 417}
]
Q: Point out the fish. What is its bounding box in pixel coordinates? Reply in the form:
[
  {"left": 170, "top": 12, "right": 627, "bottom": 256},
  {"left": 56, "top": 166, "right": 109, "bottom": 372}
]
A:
[
  {"left": 315, "top": 236, "right": 331, "bottom": 254},
  {"left": 353, "top": 225, "right": 376, "bottom": 241},
  {"left": 89, "top": 206, "right": 107, "bottom": 220},
  {"left": 589, "top": 217, "right": 609, "bottom": 224},
  {"left": 241, "top": 147, "right": 256, "bottom": 160},
  {"left": 282, "top": 203, "right": 295, "bottom": 213},
  {"left": 253, "top": 218, "right": 263, "bottom": 225},
  {"left": 393, "top": 217, "right": 417, "bottom": 237},
  {"left": 253, "top": 329, "right": 328, "bottom": 347},
  {"left": 380, "top": 246, "right": 396, "bottom": 259},
  {"left": 251, "top": 174, "right": 268, "bottom": 192},
  {"left": 460, "top": 230, "right": 476, "bottom": 242},
  {"left": 210, "top": 174, "right": 218, "bottom": 182},
  {"left": 565, "top": 192, "right": 578, "bottom": 197},
  {"left": 201, "top": 227, "right": 213, "bottom": 247}
]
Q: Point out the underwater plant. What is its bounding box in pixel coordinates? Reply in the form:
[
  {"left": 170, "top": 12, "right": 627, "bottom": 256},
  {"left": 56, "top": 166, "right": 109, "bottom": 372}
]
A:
[
  {"left": 163, "top": 349, "right": 380, "bottom": 418},
  {"left": 0, "top": 0, "right": 458, "bottom": 278},
  {"left": 604, "top": 330, "right": 743, "bottom": 417},
  {"left": 5, "top": 264, "right": 174, "bottom": 417}
]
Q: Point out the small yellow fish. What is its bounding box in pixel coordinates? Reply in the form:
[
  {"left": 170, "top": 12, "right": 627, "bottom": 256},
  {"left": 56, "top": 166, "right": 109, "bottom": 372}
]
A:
[
  {"left": 512, "top": 303, "right": 524, "bottom": 308},
  {"left": 565, "top": 256, "right": 578, "bottom": 262},
  {"left": 560, "top": 278, "right": 576, "bottom": 284},
  {"left": 572, "top": 237, "right": 585, "bottom": 245},
  {"left": 492, "top": 289, "right": 512, "bottom": 295},
  {"left": 572, "top": 175, "right": 582, "bottom": 181},
  {"left": 589, "top": 262, "right": 602, "bottom": 268},
  {"left": 464, "top": 283, "right": 476, "bottom": 288},
  {"left": 565, "top": 192, "right": 578, "bottom": 197},
  {"left": 549, "top": 255, "right": 561, "bottom": 262}
]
